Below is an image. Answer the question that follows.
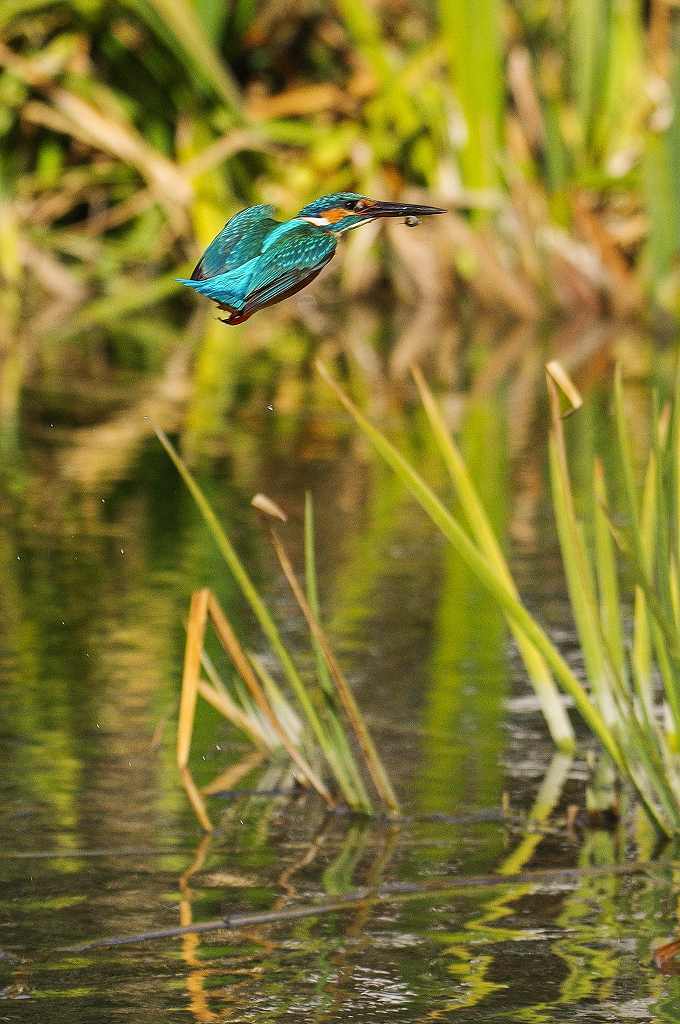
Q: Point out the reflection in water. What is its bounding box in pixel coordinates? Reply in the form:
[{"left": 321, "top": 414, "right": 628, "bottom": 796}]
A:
[{"left": 4, "top": 314, "right": 680, "bottom": 1020}]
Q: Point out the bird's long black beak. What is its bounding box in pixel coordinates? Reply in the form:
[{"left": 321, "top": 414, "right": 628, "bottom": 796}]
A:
[{"left": 364, "top": 201, "right": 446, "bottom": 218}]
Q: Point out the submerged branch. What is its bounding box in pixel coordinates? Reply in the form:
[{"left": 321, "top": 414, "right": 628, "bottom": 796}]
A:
[{"left": 62, "top": 861, "right": 657, "bottom": 952}]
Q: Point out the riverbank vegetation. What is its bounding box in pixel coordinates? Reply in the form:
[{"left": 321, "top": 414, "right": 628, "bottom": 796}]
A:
[
  {"left": 322, "top": 356, "right": 680, "bottom": 836},
  {"left": 3, "top": 0, "right": 680, "bottom": 351}
]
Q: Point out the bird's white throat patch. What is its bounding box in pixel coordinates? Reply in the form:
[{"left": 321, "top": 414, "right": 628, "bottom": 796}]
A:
[{"left": 301, "top": 215, "right": 331, "bottom": 226}]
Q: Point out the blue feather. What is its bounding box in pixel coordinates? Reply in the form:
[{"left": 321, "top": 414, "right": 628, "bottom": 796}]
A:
[
  {"left": 177, "top": 258, "right": 260, "bottom": 310},
  {"left": 239, "top": 224, "right": 336, "bottom": 313},
  {"left": 297, "top": 193, "right": 363, "bottom": 217},
  {"left": 179, "top": 221, "right": 336, "bottom": 316},
  {"left": 190, "top": 205, "right": 277, "bottom": 281}
]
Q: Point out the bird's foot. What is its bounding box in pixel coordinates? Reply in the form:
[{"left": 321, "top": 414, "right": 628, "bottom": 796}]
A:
[{"left": 218, "top": 308, "right": 251, "bottom": 325}]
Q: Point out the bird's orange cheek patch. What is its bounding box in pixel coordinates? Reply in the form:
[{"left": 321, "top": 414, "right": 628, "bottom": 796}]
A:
[{"left": 324, "top": 208, "right": 348, "bottom": 223}]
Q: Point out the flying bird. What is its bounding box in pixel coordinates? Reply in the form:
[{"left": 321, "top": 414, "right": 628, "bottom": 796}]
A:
[{"left": 177, "top": 192, "right": 446, "bottom": 324}]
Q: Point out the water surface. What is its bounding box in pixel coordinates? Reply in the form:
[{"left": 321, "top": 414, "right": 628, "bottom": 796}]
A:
[{"left": 2, "top": 317, "right": 680, "bottom": 1022}]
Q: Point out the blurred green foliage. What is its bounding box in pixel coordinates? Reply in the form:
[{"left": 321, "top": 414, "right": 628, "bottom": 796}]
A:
[{"left": 2, "top": 0, "right": 680, "bottom": 336}]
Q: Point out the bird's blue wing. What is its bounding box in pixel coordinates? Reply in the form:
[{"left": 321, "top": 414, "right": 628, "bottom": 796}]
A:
[
  {"left": 178, "top": 223, "right": 337, "bottom": 317},
  {"left": 239, "top": 224, "right": 336, "bottom": 314},
  {"left": 190, "top": 204, "right": 278, "bottom": 281}
]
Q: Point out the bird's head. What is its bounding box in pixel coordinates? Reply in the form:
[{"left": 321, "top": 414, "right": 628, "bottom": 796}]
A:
[{"left": 297, "top": 192, "right": 446, "bottom": 234}]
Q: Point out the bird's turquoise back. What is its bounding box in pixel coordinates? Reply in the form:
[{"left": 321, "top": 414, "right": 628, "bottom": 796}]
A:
[{"left": 190, "top": 204, "right": 278, "bottom": 280}]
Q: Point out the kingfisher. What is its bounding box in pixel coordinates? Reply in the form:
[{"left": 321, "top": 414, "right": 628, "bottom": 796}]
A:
[{"left": 177, "top": 192, "right": 446, "bottom": 324}]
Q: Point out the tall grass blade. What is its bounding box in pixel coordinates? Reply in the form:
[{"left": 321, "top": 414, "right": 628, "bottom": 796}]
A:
[
  {"left": 595, "top": 0, "right": 644, "bottom": 157},
  {"left": 316, "top": 359, "right": 622, "bottom": 769},
  {"left": 153, "top": 426, "right": 338, "bottom": 781},
  {"left": 547, "top": 374, "right": 618, "bottom": 723},
  {"left": 304, "top": 493, "right": 334, "bottom": 700},
  {"left": 304, "top": 494, "right": 373, "bottom": 812},
  {"left": 269, "top": 525, "right": 399, "bottom": 814},
  {"left": 592, "top": 460, "right": 626, "bottom": 684},
  {"left": 569, "top": 0, "right": 608, "bottom": 156},
  {"left": 206, "top": 592, "right": 333, "bottom": 804},
  {"left": 128, "top": 0, "right": 242, "bottom": 112},
  {"left": 631, "top": 445, "right": 657, "bottom": 713},
  {"left": 412, "top": 366, "right": 574, "bottom": 752},
  {"left": 438, "top": 0, "right": 503, "bottom": 189}
]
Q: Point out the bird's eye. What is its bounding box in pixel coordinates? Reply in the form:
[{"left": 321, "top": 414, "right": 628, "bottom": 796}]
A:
[{"left": 345, "top": 200, "right": 359, "bottom": 210}]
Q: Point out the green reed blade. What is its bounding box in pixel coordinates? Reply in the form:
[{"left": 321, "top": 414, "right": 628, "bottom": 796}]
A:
[
  {"left": 647, "top": 408, "right": 680, "bottom": 740},
  {"left": 631, "top": 439, "right": 657, "bottom": 712},
  {"left": 619, "top": 715, "right": 680, "bottom": 833},
  {"left": 569, "top": 0, "right": 608, "bottom": 156},
  {"left": 270, "top": 524, "right": 398, "bottom": 813},
  {"left": 613, "top": 366, "right": 643, "bottom": 542},
  {"left": 304, "top": 494, "right": 373, "bottom": 812},
  {"left": 413, "top": 367, "right": 574, "bottom": 753},
  {"left": 672, "top": 363, "right": 680, "bottom": 585},
  {"left": 549, "top": 437, "right": 614, "bottom": 711},
  {"left": 547, "top": 376, "right": 621, "bottom": 723},
  {"left": 609, "top": 369, "right": 677, "bottom": 653},
  {"left": 154, "top": 426, "right": 339, "bottom": 775},
  {"left": 316, "top": 359, "right": 622, "bottom": 769},
  {"left": 594, "top": 0, "right": 644, "bottom": 157},
  {"left": 438, "top": 0, "right": 503, "bottom": 190},
  {"left": 593, "top": 460, "right": 626, "bottom": 684},
  {"left": 304, "top": 493, "right": 334, "bottom": 700},
  {"left": 650, "top": 619, "right": 680, "bottom": 753},
  {"left": 642, "top": 60, "right": 680, "bottom": 292},
  {"left": 604, "top": 409, "right": 680, "bottom": 661},
  {"left": 126, "top": 0, "right": 242, "bottom": 113},
  {"left": 652, "top": 401, "right": 675, "bottom": 639}
]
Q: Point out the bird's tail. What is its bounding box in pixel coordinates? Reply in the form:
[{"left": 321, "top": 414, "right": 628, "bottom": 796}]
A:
[{"left": 176, "top": 273, "right": 247, "bottom": 313}]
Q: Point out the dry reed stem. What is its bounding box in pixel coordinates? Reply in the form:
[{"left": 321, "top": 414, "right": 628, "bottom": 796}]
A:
[
  {"left": 201, "top": 750, "right": 266, "bottom": 796},
  {"left": 196, "top": 678, "right": 268, "bottom": 749},
  {"left": 179, "top": 765, "right": 212, "bottom": 832},
  {"left": 177, "top": 588, "right": 209, "bottom": 769},
  {"left": 545, "top": 360, "right": 583, "bottom": 417},
  {"left": 268, "top": 527, "right": 400, "bottom": 814},
  {"left": 206, "top": 592, "right": 334, "bottom": 806},
  {"left": 177, "top": 589, "right": 213, "bottom": 830},
  {"left": 507, "top": 46, "right": 544, "bottom": 149}
]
